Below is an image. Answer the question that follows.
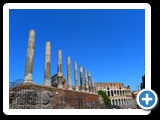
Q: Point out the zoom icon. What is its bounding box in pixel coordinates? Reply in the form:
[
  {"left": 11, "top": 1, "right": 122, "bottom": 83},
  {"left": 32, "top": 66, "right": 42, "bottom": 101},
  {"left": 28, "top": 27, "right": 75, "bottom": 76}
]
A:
[{"left": 136, "top": 89, "right": 158, "bottom": 110}]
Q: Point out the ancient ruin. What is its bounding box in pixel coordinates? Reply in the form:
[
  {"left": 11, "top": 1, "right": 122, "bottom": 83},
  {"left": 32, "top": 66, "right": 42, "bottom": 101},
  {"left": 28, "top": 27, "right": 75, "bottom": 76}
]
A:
[
  {"left": 96, "top": 82, "right": 132, "bottom": 105},
  {"left": 9, "top": 29, "right": 133, "bottom": 109},
  {"left": 24, "top": 30, "right": 35, "bottom": 83},
  {"left": 44, "top": 41, "right": 51, "bottom": 86}
]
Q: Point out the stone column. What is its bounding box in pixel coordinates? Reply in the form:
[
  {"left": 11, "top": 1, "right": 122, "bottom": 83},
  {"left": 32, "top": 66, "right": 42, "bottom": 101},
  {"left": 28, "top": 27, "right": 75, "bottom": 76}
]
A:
[
  {"left": 117, "top": 99, "right": 119, "bottom": 105},
  {"left": 88, "top": 72, "right": 92, "bottom": 93},
  {"left": 80, "top": 66, "right": 84, "bottom": 92},
  {"left": 95, "top": 84, "right": 98, "bottom": 94},
  {"left": 91, "top": 78, "right": 95, "bottom": 94},
  {"left": 122, "top": 99, "right": 123, "bottom": 105},
  {"left": 114, "top": 100, "right": 116, "bottom": 105},
  {"left": 57, "top": 50, "right": 63, "bottom": 88},
  {"left": 74, "top": 62, "right": 79, "bottom": 91},
  {"left": 120, "top": 99, "right": 122, "bottom": 105},
  {"left": 111, "top": 99, "right": 113, "bottom": 105},
  {"left": 67, "top": 56, "right": 72, "bottom": 90},
  {"left": 84, "top": 68, "right": 89, "bottom": 92},
  {"left": 44, "top": 41, "right": 51, "bottom": 86},
  {"left": 24, "top": 30, "right": 35, "bottom": 83},
  {"left": 124, "top": 90, "right": 126, "bottom": 96}
]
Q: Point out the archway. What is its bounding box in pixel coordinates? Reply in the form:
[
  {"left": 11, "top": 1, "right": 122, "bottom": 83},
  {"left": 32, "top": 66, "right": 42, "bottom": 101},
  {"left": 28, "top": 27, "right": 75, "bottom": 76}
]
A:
[
  {"left": 111, "top": 90, "right": 114, "bottom": 96},
  {"left": 117, "top": 90, "right": 119, "bottom": 96},
  {"left": 107, "top": 91, "right": 110, "bottom": 97},
  {"left": 112, "top": 99, "right": 115, "bottom": 105},
  {"left": 120, "top": 91, "right": 122, "bottom": 96},
  {"left": 121, "top": 99, "right": 123, "bottom": 104},
  {"left": 124, "top": 99, "right": 125, "bottom": 104},
  {"left": 115, "top": 99, "right": 118, "bottom": 105},
  {"left": 119, "top": 99, "right": 121, "bottom": 105}
]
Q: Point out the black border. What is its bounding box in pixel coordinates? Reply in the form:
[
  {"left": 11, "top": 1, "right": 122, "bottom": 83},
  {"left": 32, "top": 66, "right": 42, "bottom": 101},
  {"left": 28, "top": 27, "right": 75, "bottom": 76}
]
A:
[{"left": 2, "top": 0, "right": 160, "bottom": 119}]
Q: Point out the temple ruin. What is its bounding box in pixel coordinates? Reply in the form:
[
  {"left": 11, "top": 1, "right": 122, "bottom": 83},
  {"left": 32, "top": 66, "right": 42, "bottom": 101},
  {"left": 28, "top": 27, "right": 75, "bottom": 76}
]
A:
[{"left": 9, "top": 29, "right": 133, "bottom": 109}]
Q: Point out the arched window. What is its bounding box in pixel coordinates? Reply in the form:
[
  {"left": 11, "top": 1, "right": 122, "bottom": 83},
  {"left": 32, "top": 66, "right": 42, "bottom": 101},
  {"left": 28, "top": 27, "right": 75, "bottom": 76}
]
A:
[
  {"left": 117, "top": 90, "right": 119, "bottom": 95},
  {"left": 108, "top": 91, "right": 110, "bottom": 97},
  {"left": 112, "top": 99, "right": 115, "bottom": 105},
  {"left": 111, "top": 90, "right": 114, "bottom": 96}
]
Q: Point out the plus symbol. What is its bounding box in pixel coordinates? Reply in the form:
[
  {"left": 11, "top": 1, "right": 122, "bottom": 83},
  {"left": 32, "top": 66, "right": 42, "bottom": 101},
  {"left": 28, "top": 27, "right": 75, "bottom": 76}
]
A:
[{"left": 142, "top": 93, "right": 153, "bottom": 105}]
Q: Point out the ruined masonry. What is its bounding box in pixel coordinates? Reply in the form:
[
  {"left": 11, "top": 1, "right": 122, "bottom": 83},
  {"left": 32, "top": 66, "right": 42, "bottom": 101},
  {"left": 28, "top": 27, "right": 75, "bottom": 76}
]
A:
[
  {"left": 24, "top": 30, "right": 35, "bottom": 83},
  {"left": 10, "top": 29, "right": 133, "bottom": 109},
  {"left": 24, "top": 29, "right": 97, "bottom": 94}
]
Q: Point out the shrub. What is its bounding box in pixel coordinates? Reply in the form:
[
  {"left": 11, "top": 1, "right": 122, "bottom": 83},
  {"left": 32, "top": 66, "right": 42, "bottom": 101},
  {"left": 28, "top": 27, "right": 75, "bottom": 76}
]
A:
[{"left": 98, "top": 90, "right": 111, "bottom": 105}]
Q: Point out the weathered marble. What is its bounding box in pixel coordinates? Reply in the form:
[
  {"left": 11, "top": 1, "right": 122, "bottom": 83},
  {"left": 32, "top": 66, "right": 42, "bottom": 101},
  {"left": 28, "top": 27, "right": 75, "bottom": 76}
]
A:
[
  {"left": 44, "top": 41, "right": 51, "bottom": 86},
  {"left": 24, "top": 30, "right": 35, "bottom": 83}
]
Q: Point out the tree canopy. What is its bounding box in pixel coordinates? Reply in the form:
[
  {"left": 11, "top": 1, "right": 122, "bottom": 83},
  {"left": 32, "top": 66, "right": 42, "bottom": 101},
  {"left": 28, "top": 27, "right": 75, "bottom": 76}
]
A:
[{"left": 98, "top": 90, "right": 111, "bottom": 105}]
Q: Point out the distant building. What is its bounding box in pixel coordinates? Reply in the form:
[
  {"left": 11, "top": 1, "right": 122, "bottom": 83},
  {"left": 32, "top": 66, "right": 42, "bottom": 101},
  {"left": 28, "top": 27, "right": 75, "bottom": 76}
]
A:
[
  {"left": 132, "top": 91, "right": 139, "bottom": 98},
  {"left": 96, "top": 82, "right": 132, "bottom": 105}
]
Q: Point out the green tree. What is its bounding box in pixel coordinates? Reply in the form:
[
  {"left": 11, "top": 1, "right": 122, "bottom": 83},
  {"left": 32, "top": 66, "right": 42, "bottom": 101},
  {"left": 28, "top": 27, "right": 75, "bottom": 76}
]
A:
[
  {"left": 140, "top": 75, "right": 145, "bottom": 90},
  {"left": 98, "top": 90, "right": 111, "bottom": 105}
]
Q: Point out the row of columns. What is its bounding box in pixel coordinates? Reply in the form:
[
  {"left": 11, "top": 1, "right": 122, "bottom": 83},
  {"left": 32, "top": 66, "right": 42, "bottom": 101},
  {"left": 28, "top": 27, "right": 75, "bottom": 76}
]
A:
[
  {"left": 56, "top": 48, "right": 96, "bottom": 93},
  {"left": 106, "top": 90, "right": 126, "bottom": 97},
  {"left": 111, "top": 99, "right": 132, "bottom": 105},
  {"left": 24, "top": 30, "right": 97, "bottom": 94}
]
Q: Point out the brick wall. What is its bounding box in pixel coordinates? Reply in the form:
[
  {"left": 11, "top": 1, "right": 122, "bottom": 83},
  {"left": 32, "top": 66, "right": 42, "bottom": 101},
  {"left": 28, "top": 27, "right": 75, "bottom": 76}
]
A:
[{"left": 10, "top": 83, "right": 100, "bottom": 109}]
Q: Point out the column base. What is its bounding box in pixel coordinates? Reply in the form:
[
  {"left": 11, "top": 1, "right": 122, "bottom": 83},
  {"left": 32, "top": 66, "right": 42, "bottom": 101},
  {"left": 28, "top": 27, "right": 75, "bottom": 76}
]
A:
[
  {"left": 68, "top": 88, "right": 73, "bottom": 90},
  {"left": 86, "top": 90, "right": 89, "bottom": 93},
  {"left": 44, "top": 84, "right": 50, "bottom": 86},
  {"left": 75, "top": 88, "right": 79, "bottom": 91},
  {"left": 23, "top": 80, "right": 34, "bottom": 84},
  {"left": 58, "top": 84, "right": 63, "bottom": 88},
  {"left": 81, "top": 90, "right": 85, "bottom": 92}
]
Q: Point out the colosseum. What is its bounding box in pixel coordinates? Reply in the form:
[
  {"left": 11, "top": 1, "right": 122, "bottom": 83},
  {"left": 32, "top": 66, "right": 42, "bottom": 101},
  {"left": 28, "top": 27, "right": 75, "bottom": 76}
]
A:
[{"left": 96, "top": 82, "right": 132, "bottom": 105}]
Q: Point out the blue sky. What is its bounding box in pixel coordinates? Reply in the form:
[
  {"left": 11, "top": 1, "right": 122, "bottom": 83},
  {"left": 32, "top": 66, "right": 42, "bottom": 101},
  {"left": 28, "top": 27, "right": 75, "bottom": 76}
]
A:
[{"left": 9, "top": 9, "right": 145, "bottom": 91}]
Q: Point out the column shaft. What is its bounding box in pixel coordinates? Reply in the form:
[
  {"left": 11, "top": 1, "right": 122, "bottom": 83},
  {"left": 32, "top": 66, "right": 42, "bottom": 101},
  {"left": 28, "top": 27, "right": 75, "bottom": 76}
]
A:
[
  {"left": 44, "top": 41, "right": 51, "bottom": 86},
  {"left": 67, "top": 56, "right": 72, "bottom": 90},
  {"left": 80, "top": 66, "right": 84, "bottom": 92},
  {"left": 88, "top": 72, "right": 92, "bottom": 93},
  {"left": 84, "top": 69, "right": 89, "bottom": 92},
  {"left": 91, "top": 78, "right": 95, "bottom": 93},
  {"left": 57, "top": 50, "right": 63, "bottom": 88},
  {"left": 74, "top": 62, "right": 79, "bottom": 91},
  {"left": 24, "top": 30, "right": 35, "bottom": 83}
]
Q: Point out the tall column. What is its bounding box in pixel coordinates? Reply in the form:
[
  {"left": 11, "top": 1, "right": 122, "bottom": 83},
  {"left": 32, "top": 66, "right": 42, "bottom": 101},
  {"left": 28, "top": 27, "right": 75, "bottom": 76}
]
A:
[
  {"left": 88, "top": 72, "right": 92, "bottom": 93},
  {"left": 124, "top": 90, "right": 126, "bottom": 96},
  {"left": 84, "top": 68, "right": 89, "bottom": 92},
  {"left": 24, "top": 29, "right": 35, "bottom": 83},
  {"left": 44, "top": 41, "right": 51, "bottom": 86},
  {"left": 74, "top": 62, "right": 79, "bottom": 91},
  {"left": 120, "top": 99, "right": 122, "bottom": 105},
  {"left": 117, "top": 99, "right": 119, "bottom": 105},
  {"left": 122, "top": 99, "right": 123, "bottom": 105},
  {"left": 67, "top": 56, "right": 72, "bottom": 90},
  {"left": 95, "top": 84, "right": 98, "bottom": 94},
  {"left": 91, "top": 78, "right": 95, "bottom": 94},
  {"left": 114, "top": 100, "right": 116, "bottom": 105},
  {"left": 111, "top": 99, "right": 113, "bottom": 105},
  {"left": 57, "top": 50, "right": 63, "bottom": 88},
  {"left": 80, "top": 66, "right": 84, "bottom": 92}
]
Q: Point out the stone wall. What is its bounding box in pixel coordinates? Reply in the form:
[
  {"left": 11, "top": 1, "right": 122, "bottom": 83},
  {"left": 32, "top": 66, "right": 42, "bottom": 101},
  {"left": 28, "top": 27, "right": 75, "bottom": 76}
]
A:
[{"left": 9, "top": 83, "right": 101, "bottom": 109}]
